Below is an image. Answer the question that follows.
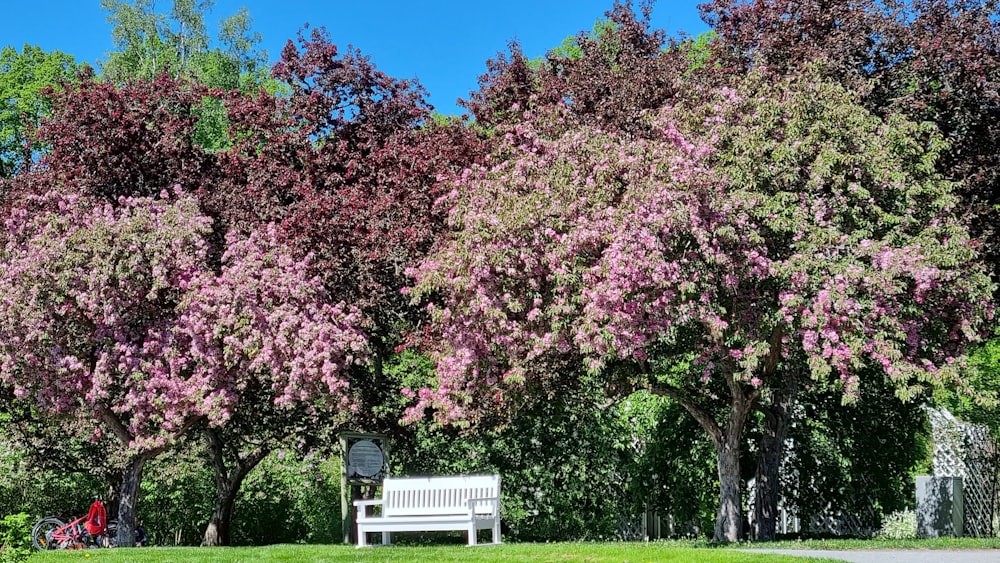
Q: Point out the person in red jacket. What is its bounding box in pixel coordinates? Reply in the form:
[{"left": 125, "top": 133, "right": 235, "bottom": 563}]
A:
[{"left": 84, "top": 497, "right": 107, "bottom": 545}]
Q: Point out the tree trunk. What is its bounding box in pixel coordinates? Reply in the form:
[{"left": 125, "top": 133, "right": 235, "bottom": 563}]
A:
[
  {"left": 656, "top": 367, "right": 759, "bottom": 543},
  {"left": 666, "top": 376, "right": 754, "bottom": 541},
  {"left": 202, "top": 428, "right": 269, "bottom": 546},
  {"left": 713, "top": 381, "right": 755, "bottom": 543},
  {"left": 202, "top": 481, "right": 237, "bottom": 547},
  {"left": 92, "top": 403, "right": 193, "bottom": 547},
  {"left": 753, "top": 379, "right": 797, "bottom": 541},
  {"left": 115, "top": 455, "right": 147, "bottom": 547},
  {"left": 714, "top": 431, "right": 744, "bottom": 542}
]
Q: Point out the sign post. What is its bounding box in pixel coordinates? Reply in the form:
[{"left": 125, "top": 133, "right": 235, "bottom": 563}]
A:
[{"left": 339, "top": 432, "right": 389, "bottom": 544}]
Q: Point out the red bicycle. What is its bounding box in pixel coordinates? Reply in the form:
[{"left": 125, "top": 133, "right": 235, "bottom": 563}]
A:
[{"left": 31, "top": 499, "right": 114, "bottom": 550}]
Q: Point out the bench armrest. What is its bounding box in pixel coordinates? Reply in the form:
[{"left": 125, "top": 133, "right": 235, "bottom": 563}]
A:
[
  {"left": 354, "top": 499, "right": 384, "bottom": 520},
  {"left": 466, "top": 496, "right": 500, "bottom": 517}
]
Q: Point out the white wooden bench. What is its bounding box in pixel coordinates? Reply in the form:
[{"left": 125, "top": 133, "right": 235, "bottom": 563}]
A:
[{"left": 354, "top": 474, "right": 501, "bottom": 547}]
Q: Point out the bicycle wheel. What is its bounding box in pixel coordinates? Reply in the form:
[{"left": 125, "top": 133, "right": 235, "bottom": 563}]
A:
[{"left": 31, "top": 517, "right": 66, "bottom": 550}]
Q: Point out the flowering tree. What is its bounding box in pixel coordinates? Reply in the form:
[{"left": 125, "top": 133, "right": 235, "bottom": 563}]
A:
[
  {"left": 407, "top": 72, "right": 994, "bottom": 542},
  {"left": 0, "top": 190, "right": 367, "bottom": 546},
  {"left": 693, "top": 0, "right": 1000, "bottom": 536},
  {"left": 196, "top": 28, "right": 481, "bottom": 543},
  {"left": 0, "top": 26, "right": 480, "bottom": 543}
]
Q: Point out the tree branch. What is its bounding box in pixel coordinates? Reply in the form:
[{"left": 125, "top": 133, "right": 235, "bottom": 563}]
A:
[
  {"left": 648, "top": 381, "right": 723, "bottom": 446},
  {"left": 762, "top": 325, "right": 783, "bottom": 377},
  {"left": 206, "top": 427, "right": 229, "bottom": 490},
  {"left": 94, "top": 402, "right": 133, "bottom": 446}
]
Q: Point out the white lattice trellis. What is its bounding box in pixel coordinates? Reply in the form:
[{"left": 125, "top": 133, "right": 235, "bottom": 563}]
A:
[{"left": 926, "top": 407, "right": 1000, "bottom": 537}]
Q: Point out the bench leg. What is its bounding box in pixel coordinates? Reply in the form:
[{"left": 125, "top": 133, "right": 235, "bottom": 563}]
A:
[
  {"left": 493, "top": 520, "right": 501, "bottom": 544},
  {"left": 357, "top": 526, "right": 367, "bottom": 548},
  {"left": 382, "top": 531, "right": 391, "bottom": 545},
  {"left": 468, "top": 523, "right": 477, "bottom": 546}
]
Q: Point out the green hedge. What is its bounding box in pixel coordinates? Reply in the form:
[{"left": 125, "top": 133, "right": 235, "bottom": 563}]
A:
[{"left": 0, "top": 513, "right": 31, "bottom": 563}]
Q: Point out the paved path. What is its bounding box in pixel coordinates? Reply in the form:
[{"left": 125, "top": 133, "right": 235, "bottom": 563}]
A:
[{"left": 748, "top": 549, "right": 999, "bottom": 562}]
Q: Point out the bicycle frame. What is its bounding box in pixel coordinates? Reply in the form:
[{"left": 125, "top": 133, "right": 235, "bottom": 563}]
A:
[{"left": 32, "top": 514, "right": 114, "bottom": 550}]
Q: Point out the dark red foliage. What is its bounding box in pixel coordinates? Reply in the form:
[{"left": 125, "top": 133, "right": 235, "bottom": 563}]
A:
[
  {"left": 214, "top": 27, "right": 485, "bottom": 336},
  {"left": 8, "top": 70, "right": 216, "bottom": 204},
  {"left": 273, "top": 26, "right": 431, "bottom": 144},
  {"left": 460, "top": 3, "right": 695, "bottom": 135},
  {"left": 459, "top": 42, "right": 559, "bottom": 129},
  {"left": 546, "top": 3, "right": 688, "bottom": 130},
  {"left": 699, "top": 0, "right": 889, "bottom": 80}
]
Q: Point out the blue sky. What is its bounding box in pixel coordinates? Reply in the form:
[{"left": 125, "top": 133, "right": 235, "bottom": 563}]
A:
[{"left": 1, "top": 1, "right": 709, "bottom": 115}]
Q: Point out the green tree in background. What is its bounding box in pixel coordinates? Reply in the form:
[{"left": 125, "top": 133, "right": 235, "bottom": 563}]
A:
[
  {"left": 936, "top": 334, "right": 1000, "bottom": 435},
  {"left": 101, "top": 0, "right": 171, "bottom": 80},
  {"left": 100, "top": 0, "right": 269, "bottom": 152},
  {"left": 101, "top": 0, "right": 265, "bottom": 89},
  {"left": 0, "top": 45, "right": 77, "bottom": 178}
]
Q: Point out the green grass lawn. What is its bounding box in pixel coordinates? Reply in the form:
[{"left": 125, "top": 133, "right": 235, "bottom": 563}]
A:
[
  {"left": 27, "top": 538, "right": 1000, "bottom": 563},
  {"left": 27, "top": 542, "right": 842, "bottom": 563}
]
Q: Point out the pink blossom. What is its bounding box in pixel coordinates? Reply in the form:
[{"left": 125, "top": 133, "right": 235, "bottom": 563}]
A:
[
  {"left": 401, "top": 80, "right": 994, "bottom": 425},
  {"left": 0, "top": 191, "right": 368, "bottom": 454}
]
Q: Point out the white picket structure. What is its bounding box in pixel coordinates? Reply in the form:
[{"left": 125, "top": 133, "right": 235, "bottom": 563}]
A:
[{"left": 354, "top": 474, "right": 502, "bottom": 547}]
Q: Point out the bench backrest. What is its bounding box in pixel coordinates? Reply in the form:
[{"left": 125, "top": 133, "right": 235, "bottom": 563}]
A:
[{"left": 381, "top": 474, "right": 500, "bottom": 517}]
